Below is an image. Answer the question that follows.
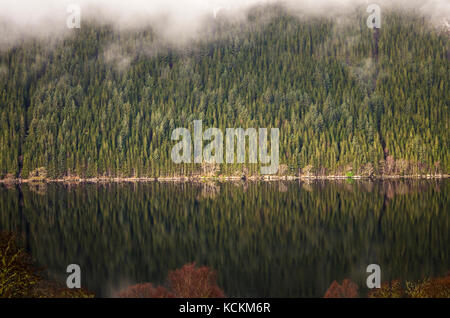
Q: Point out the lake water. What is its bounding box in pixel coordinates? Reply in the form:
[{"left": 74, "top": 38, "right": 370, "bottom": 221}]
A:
[{"left": 0, "top": 179, "right": 448, "bottom": 297}]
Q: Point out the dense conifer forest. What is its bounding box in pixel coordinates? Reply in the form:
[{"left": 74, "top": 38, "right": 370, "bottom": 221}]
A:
[{"left": 0, "top": 6, "right": 448, "bottom": 178}]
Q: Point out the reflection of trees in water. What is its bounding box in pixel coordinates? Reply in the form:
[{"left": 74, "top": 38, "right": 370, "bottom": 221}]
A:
[
  {"left": 377, "top": 180, "right": 438, "bottom": 200},
  {"left": 196, "top": 182, "right": 220, "bottom": 200},
  {"left": 299, "top": 180, "right": 313, "bottom": 192},
  {"left": 0, "top": 180, "right": 448, "bottom": 297},
  {"left": 27, "top": 182, "right": 47, "bottom": 195},
  {"left": 278, "top": 182, "right": 288, "bottom": 193},
  {"left": 298, "top": 179, "right": 443, "bottom": 200}
]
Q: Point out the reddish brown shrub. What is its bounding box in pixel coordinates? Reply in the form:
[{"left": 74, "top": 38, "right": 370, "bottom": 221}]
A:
[
  {"left": 117, "top": 262, "right": 225, "bottom": 298},
  {"left": 168, "top": 263, "right": 225, "bottom": 298},
  {"left": 116, "top": 283, "right": 175, "bottom": 298},
  {"left": 324, "top": 279, "right": 359, "bottom": 298},
  {"left": 415, "top": 274, "right": 450, "bottom": 298}
]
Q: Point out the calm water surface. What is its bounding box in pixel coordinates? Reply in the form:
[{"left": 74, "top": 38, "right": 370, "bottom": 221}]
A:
[{"left": 0, "top": 179, "right": 448, "bottom": 297}]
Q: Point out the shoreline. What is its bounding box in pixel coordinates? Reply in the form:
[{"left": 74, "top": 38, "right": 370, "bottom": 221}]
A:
[{"left": 0, "top": 174, "right": 448, "bottom": 184}]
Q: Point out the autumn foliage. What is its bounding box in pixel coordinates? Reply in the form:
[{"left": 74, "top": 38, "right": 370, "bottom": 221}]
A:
[
  {"left": 0, "top": 231, "right": 39, "bottom": 297},
  {"left": 368, "top": 273, "right": 450, "bottom": 298},
  {"left": 323, "top": 279, "right": 359, "bottom": 298},
  {"left": 116, "top": 283, "right": 175, "bottom": 298},
  {"left": 367, "top": 279, "right": 403, "bottom": 298},
  {"left": 168, "top": 262, "right": 225, "bottom": 298},
  {"left": 117, "top": 262, "right": 225, "bottom": 298},
  {"left": 324, "top": 272, "right": 450, "bottom": 298},
  {"left": 0, "top": 231, "right": 93, "bottom": 298}
]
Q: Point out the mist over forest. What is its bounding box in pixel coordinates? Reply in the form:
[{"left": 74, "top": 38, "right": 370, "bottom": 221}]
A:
[{"left": 0, "top": 1, "right": 448, "bottom": 178}]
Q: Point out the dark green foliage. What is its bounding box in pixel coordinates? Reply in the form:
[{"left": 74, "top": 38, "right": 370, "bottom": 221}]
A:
[{"left": 0, "top": 7, "right": 448, "bottom": 177}]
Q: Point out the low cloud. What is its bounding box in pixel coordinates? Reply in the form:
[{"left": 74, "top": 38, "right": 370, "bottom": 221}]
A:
[{"left": 0, "top": 0, "right": 448, "bottom": 47}]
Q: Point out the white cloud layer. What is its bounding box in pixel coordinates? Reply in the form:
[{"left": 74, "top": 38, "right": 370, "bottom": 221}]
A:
[{"left": 0, "top": 0, "right": 448, "bottom": 46}]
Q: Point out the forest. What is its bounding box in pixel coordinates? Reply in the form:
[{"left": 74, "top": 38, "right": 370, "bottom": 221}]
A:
[{"left": 0, "top": 5, "right": 448, "bottom": 178}]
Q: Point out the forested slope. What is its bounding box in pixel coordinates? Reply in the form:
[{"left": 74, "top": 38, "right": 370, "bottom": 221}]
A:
[{"left": 0, "top": 6, "right": 448, "bottom": 178}]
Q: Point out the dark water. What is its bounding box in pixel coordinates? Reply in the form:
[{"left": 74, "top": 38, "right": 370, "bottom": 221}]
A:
[{"left": 0, "top": 179, "right": 448, "bottom": 297}]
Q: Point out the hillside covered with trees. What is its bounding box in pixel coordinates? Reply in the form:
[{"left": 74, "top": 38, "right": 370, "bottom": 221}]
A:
[{"left": 0, "top": 6, "right": 448, "bottom": 179}]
